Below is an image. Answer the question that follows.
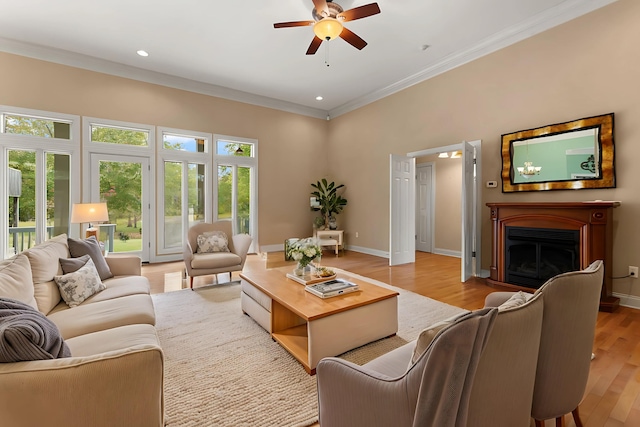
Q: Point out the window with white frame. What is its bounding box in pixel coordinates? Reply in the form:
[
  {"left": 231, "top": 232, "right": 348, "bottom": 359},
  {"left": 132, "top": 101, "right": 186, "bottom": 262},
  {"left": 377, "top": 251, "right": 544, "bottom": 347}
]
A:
[
  {"left": 0, "top": 106, "right": 80, "bottom": 258},
  {"left": 157, "top": 128, "right": 212, "bottom": 256},
  {"left": 214, "top": 135, "right": 258, "bottom": 251}
]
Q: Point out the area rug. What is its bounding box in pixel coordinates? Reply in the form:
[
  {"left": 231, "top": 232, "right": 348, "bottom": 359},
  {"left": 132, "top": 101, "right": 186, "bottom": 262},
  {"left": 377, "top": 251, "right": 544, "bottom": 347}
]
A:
[{"left": 152, "top": 271, "right": 466, "bottom": 427}]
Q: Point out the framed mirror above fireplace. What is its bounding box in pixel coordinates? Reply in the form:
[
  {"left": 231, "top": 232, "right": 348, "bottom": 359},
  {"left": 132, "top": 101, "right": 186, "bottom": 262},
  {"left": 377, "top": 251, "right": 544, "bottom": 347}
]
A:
[{"left": 501, "top": 113, "right": 615, "bottom": 192}]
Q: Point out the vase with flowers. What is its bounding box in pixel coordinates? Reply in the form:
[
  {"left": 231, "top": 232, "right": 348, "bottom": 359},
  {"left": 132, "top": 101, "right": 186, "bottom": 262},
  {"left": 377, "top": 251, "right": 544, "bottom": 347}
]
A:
[{"left": 286, "top": 237, "right": 322, "bottom": 276}]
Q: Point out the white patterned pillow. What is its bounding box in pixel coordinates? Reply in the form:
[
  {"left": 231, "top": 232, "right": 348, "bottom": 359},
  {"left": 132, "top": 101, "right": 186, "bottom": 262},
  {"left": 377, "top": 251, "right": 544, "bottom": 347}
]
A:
[
  {"left": 196, "top": 231, "right": 230, "bottom": 253},
  {"left": 54, "top": 258, "right": 105, "bottom": 308}
]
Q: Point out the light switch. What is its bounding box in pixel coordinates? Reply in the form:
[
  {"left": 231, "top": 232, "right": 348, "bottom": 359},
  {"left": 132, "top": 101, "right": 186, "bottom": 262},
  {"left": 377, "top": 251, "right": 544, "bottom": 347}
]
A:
[{"left": 486, "top": 181, "right": 498, "bottom": 188}]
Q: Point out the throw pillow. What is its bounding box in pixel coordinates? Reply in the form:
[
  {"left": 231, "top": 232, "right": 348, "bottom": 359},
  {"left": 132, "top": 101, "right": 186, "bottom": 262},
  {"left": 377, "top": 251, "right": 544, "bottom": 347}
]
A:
[
  {"left": 54, "top": 258, "right": 106, "bottom": 308},
  {"left": 0, "top": 297, "right": 71, "bottom": 362},
  {"left": 59, "top": 254, "right": 92, "bottom": 275},
  {"left": 409, "top": 320, "right": 453, "bottom": 366},
  {"left": 497, "top": 291, "right": 530, "bottom": 312},
  {"left": 196, "top": 231, "right": 230, "bottom": 253},
  {"left": 68, "top": 236, "right": 113, "bottom": 281}
]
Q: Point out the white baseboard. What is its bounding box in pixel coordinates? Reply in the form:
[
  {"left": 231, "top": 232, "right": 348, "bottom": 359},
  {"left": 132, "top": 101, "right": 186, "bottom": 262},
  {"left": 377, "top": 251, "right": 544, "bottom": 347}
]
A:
[
  {"left": 433, "top": 248, "right": 462, "bottom": 258},
  {"left": 345, "top": 245, "right": 389, "bottom": 258},
  {"left": 612, "top": 292, "right": 640, "bottom": 310},
  {"left": 260, "top": 243, "right": 284, "bottom": 253}
]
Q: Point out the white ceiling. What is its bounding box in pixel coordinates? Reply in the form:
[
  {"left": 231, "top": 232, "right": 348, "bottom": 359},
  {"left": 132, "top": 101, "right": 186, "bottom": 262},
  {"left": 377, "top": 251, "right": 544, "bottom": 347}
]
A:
[{"left": 0, "top": 0, "right": 617, "bottom": 119}]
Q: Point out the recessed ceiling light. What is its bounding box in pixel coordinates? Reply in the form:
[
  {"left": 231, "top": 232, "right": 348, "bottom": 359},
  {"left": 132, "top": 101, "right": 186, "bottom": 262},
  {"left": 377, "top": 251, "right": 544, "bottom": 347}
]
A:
[
  {"left": 316, "top": 96, "right": 323, "bottom": 101},
  {"left": 137, "top": 50, "right": 149, "bottom": 57}
]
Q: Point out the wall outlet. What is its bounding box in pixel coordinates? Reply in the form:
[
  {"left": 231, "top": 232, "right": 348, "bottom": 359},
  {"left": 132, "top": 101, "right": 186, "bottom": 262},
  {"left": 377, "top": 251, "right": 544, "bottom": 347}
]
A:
[
  {"left": 355, "top": 232, "right": 359, "bottom": 238},
  {"left": 629, "top": 266, "right": 638, "bottom": 279}
]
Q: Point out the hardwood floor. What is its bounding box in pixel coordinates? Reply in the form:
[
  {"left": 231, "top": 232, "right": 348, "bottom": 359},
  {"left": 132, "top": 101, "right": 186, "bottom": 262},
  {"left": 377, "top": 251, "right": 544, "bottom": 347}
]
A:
[{"left": 142, "top": 250, "right": 640, "bottom": 427}]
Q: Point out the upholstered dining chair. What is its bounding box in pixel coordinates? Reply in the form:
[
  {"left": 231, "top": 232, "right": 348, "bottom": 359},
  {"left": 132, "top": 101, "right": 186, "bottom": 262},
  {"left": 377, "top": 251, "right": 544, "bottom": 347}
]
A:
[
  {"left": 183, "top": 221, "right": 252, "bottom": 290},
  {"left": 316, "top": 308, "right": 498, "bottom": 427},
  {"left": 484, "top": 260, "right": 604, "bottom": 427}
]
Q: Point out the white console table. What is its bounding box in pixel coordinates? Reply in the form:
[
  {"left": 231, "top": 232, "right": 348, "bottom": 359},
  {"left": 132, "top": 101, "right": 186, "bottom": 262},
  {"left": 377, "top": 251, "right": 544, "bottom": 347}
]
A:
[{"left": 314, "top": 229, "right": 344, "bottom": 255}]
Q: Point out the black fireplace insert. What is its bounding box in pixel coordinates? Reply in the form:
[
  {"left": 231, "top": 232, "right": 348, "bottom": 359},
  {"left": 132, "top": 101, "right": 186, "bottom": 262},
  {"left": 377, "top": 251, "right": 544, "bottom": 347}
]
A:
[{"left": 505, "top": 226, "right": 580, "bottom": 289}]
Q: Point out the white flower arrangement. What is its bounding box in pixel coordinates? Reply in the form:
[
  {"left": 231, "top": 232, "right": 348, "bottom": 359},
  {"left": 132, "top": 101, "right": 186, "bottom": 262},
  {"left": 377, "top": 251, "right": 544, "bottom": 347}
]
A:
[{"left": 286, "top": 238, "right": 322, "bottom": 268}]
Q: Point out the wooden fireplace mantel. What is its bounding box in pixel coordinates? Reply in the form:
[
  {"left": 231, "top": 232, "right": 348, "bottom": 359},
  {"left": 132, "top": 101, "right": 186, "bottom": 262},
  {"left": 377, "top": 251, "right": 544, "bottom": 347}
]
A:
[{"left": 486, "top": 201, "right": 621, "bottom": 312}]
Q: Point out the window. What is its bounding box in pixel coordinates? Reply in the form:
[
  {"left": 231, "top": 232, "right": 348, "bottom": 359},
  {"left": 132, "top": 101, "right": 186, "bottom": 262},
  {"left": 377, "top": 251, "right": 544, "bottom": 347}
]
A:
[
  {"left": 1, "top": 106, "right": 80, "bottom": 258},
  {"left": 90, "top": 123, "right": 149, "bottom": 146},
  {"left": 214, "top": 135, "right": 257, "bottom": 250},
  {"left": 157, "top": 128, "right": 211, "bottom": 256}
]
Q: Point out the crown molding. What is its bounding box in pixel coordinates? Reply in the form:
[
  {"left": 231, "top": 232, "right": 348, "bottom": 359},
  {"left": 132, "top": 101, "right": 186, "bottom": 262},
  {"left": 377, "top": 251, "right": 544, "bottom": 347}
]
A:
[
  {"left": 0, "top": 37, "right": 328, "bottom": 120},
  {"left": 328, "top": 0, "right": 619, "bottom": 118}
]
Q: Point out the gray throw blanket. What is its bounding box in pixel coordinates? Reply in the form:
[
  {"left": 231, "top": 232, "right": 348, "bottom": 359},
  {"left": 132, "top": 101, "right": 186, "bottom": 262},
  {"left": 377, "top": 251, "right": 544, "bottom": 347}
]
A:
[{"left": 0, "top": 298, "right": 71, "bottom": 363}]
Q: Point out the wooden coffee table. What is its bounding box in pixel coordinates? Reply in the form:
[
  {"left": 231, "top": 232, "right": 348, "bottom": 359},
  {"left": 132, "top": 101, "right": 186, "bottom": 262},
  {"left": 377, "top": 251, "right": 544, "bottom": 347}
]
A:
[{"left": 240, "top": 267, "right": 399, "bottom": 374}]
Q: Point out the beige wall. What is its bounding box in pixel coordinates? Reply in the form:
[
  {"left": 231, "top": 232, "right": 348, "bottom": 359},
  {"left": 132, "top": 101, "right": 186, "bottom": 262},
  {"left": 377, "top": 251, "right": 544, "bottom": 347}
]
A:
[
  {"left": 416, "top": 155, "right": 462, "bottom": 253},
  {"left": 0, "top": 52, "right": 329, "bottom": 248},
  {"left": 329, "top": 0, "right": 640, "bottom": 296},
  {"left": 2, "top": 0, "right": 639, "bottom": 297}
]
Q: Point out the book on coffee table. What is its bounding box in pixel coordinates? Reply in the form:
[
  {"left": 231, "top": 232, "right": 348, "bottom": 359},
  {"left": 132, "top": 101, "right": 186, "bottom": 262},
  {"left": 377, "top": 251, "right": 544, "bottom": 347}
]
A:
[
  {"left": 305, "top": 279, "right": 359, "bottom": 299},
  {"left": 286, "top": 272, "right": 337, "bottom": 286}
]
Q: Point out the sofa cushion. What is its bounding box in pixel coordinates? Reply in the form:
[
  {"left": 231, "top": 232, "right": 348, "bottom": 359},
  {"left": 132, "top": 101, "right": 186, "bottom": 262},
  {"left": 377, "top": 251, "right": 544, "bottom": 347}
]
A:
[
  {"left": 68, "top": 236, "right": 113, "bottom": 281},
  {"left": 498, "top": 291, "right": 530, "bottom": 312},
  {"left": 54, "top": 258, "right": 106, "bottom": 308},
  {"left": 65, "top": 323, "right": 160, "bottom": 357},
  {"left": 24, "top": 234, "right": 69, "bottom": 283},
  {"left": 0, "top": 254, "right": 37, "bottom": 310},
  {"left": 47, "top": 294, "right": 156, "bottom": 339},
  {"left": 196, "top": 231, "right": 230, "bottom": 253},
  {"left": 81, "top": 276, "right": 151, "bottom": 304},
  {"left": 0, "top": 297, "right": 71, "bottom": 362},
  {"left": 191, "top": 252, "right": 242, "bottom": 269},
  {"left": 24, "top": 234, "right": 68, "bottom": 313}
]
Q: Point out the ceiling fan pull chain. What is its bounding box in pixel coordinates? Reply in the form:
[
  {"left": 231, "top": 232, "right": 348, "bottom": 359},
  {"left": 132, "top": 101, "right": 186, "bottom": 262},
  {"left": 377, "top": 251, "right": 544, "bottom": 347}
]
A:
[{"left": 325, "top": 42, "right": 330, "bottom": 67}]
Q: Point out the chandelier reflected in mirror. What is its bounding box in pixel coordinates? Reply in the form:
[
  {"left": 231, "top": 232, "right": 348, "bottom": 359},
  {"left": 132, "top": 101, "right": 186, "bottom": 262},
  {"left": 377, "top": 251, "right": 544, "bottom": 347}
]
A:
[{"left": 517, "top": 161, "right": 542, "bottom": 176}]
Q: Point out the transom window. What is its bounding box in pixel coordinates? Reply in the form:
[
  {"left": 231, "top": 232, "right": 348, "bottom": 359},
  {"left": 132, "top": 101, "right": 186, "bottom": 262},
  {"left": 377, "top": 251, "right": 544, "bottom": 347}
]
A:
[
  {"left": 90, "top": 123, "right": 149, "bottom": 146},
  {"left": 2, "top": 113, "right": 72, "bottom": 140}
]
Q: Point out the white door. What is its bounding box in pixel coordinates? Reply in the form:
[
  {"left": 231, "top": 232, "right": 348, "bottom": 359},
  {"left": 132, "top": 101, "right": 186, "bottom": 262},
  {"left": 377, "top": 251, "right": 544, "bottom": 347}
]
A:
[
  {"left": 389, "top": 154, "right": 415, "bottom": 266},
  {"left": 461, "top": 141, "right": 475, "bottom": 282},
  {"left": 90, "top": 153, "right": 151, "bottom": 261},
  {"left": 416, "top": 163, "right": 434, "bottom": 252}
]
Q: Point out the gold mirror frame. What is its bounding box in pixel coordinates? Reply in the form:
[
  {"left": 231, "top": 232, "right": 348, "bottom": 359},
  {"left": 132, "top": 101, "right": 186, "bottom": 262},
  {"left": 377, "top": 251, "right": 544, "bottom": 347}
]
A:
[{"left": 501, "top": 113, "right": 615, "bottom": 192}]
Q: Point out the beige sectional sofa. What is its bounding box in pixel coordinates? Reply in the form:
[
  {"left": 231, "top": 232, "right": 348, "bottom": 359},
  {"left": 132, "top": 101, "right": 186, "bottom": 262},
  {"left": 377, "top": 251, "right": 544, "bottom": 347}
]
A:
[{"left": 0, "top": 234, "right": 164, "bottom": 427}]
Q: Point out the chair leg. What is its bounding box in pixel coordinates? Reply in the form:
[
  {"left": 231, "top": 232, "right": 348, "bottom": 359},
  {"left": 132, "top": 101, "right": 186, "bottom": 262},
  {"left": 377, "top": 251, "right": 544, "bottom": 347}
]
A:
[
  {"left": 189, "top": 275, "right": 194, "bottom": 290},
  {"left": 534, "top": 420, "right": 545, "bottom": 427},
  {"left": 572, "top": 407, "right": 583, "bottom": 427},
  {"left": 555, "top": 416, "right": 565, "bottom": 427}
]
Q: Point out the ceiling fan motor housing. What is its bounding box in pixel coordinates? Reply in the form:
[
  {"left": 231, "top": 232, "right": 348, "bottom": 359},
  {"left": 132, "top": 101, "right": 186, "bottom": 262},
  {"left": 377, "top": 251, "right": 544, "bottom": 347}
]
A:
[{"left": 312, "top": 1, "right": 344, "bottom": 21}]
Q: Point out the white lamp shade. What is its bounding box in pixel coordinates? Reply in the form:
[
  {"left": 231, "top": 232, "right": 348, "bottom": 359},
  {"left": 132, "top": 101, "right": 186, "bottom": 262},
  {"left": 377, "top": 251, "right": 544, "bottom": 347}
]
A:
[{"left": 71, "top": 203, "right": 109, "bottom": 224}]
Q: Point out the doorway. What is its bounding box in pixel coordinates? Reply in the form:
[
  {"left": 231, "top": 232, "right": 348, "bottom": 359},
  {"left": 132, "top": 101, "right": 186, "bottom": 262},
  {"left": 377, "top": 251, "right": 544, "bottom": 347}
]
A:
[
  {"left": 89, "top": 153, "right": 151, "bottom": 261},
  {"left": 415, "top": 163, "right": 434, "bottom": 253},
  {"left": 390, "top": 140, "right": 482, "bottom": 281}
]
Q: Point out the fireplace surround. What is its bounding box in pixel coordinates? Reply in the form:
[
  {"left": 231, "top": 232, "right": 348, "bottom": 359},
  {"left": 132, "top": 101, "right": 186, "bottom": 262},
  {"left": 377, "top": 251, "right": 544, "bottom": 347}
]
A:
[{"left": 487, "top": 201, "right": 620, "bottom": 311}]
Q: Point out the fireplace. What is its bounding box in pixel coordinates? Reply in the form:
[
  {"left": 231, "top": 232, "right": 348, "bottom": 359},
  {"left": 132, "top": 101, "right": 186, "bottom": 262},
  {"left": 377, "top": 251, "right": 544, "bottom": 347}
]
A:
[
  {"left": 486, "top": 202, "right": 620, "bottom": 311},
  {"left": 505, "top": 227, "right": 579, "bottom": 289}
]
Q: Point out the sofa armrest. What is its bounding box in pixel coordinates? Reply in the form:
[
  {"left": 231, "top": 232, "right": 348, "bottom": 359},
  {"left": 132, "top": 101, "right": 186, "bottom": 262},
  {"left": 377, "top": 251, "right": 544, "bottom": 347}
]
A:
[
  {"left": 0, "top": 345, "right": 164, "bottom": 427},
  {"left": 105, "top": 254, "right": 142, "bottom": 276},
  {"left": 316, "top": 357, "right": 414, "bottom": 427}
]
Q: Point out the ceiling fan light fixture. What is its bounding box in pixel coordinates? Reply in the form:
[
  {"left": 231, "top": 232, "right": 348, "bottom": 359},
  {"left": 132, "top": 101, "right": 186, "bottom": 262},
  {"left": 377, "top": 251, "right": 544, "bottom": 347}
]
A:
[{"left": 313, "top": 18, "right": 343, "bottom": 41}]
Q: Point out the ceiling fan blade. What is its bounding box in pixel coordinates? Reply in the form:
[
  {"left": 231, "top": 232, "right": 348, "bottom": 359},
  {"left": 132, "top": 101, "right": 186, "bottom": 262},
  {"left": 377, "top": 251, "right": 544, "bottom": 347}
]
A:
[
  {"left": 312, "top": 0, "right": 330, "bottom": 16},
  {"left": 306, "top": 36, "right": 323, "bottom": 55},
  {"left": 338, "top": 3, "right": 381, "bottom": 22},
  {"left": 274, "top": 20, "right": 314, "bottom": 29},
  {"left": 339, "top": 27, "right": 367, "bottom": 50}
]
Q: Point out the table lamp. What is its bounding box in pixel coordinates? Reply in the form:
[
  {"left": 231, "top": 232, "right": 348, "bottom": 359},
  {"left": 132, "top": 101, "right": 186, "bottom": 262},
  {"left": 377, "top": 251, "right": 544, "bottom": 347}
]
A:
[{"left": 71, "top": 202, "right": 109, "bottom": 239}]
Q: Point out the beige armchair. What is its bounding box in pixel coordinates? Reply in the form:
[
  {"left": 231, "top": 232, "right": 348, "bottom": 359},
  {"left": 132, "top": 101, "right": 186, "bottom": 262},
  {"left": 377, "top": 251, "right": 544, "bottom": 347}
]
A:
[
  {"left": 484, "top": 260, "right": 604, "bottom": 427},
  {"left": 183, "top": 221, "right": 252, "bottom": 290},
  {"left": 316, "top": 308, "right": 498, "bottom": 427}
]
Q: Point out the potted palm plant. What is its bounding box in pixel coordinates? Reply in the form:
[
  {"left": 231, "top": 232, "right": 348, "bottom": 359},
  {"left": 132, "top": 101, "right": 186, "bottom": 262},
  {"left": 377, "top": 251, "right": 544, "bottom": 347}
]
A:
[{"left": 310, "top": 178, "right": 348, "bottom": 229}]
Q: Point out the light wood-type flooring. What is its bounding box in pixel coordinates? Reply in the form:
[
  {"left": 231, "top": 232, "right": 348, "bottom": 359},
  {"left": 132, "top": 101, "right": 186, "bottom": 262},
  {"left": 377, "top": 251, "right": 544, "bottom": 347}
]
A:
[{"left": 142, "top": 250, "right": 640, "bottom": 427}]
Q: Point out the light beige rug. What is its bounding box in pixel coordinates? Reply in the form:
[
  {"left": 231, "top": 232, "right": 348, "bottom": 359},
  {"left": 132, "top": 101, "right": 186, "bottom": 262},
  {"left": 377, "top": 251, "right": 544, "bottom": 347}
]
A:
[{"left": 152, "top": 271, "right": 466, "bottom": 427}]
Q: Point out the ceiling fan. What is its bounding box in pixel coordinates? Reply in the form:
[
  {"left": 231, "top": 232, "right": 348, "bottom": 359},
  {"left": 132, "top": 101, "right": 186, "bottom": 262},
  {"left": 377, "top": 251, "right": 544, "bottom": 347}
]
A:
[{"left": 273, "top": 0, "right": 381, "bottom": 55}]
